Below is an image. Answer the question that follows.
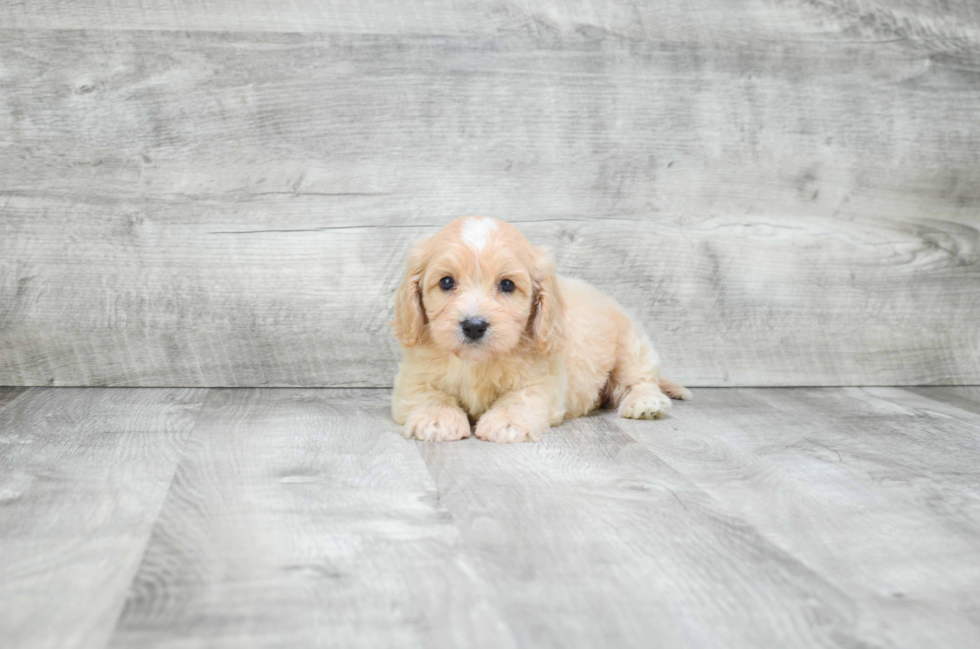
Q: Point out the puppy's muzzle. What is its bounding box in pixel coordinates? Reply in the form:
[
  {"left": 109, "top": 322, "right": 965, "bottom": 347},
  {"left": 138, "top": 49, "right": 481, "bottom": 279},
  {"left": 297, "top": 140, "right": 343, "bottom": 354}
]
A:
[{"left": 460, "top": 318, "right": 489, "bottom": 342}]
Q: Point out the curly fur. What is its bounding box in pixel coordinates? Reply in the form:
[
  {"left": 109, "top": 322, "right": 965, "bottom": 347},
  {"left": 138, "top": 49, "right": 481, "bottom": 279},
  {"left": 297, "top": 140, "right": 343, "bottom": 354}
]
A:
[{"left": 391, "top": 217, "right": 690, "bottom": 443}]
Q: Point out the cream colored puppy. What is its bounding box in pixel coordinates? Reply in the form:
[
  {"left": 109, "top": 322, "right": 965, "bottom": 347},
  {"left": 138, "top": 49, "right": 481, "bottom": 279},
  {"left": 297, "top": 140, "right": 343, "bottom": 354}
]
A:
[{"left": 391, "top": 216, "right": 690, "bottom": 443}]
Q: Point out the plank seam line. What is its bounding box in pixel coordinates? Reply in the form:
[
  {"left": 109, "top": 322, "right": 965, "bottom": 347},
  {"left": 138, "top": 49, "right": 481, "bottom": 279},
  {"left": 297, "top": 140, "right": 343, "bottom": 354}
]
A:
[
  {"left": 100, "top": 387, "right": 213, "bottom": 649},
  {"left": 607, "top": 412, "right": 864, "bottom": 618},
  {"left": 0, "top": 387, "right": 35, "bottom": 415},
  {"left": 409, "top": 444, "right": 525, "bottom": 645},
  {"left": 0, "top": 26, "right": 974, "bottom": 50},
  {"left": 3, "top": 384, "right": 979, "bottom": 389}
]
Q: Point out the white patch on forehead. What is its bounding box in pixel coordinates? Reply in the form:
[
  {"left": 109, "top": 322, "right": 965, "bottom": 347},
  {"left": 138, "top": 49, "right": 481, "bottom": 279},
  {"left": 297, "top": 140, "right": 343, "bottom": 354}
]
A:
[{"left": 460, "top": 217, "right": 498, "bottom": 251}]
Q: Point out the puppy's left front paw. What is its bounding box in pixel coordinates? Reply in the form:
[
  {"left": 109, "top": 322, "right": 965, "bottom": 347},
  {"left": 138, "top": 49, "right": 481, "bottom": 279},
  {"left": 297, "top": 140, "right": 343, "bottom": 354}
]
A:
[{"left": 474, "top": 408, "right": 547, "bottom": 444}]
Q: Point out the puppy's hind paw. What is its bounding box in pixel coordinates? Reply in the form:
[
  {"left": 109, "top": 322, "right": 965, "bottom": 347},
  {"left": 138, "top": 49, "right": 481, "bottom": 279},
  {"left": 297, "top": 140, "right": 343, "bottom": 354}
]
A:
[
  {"left": 619, "top": 386, "right": 671, "bottom": 420},
  {"left": 659, "top": 377, "right": 693, "bottom": 401}
]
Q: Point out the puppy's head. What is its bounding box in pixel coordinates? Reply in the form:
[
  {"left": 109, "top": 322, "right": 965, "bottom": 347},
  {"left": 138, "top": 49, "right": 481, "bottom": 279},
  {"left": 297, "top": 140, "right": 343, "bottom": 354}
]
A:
[{"left": 393, "top": 217, "right": 564, "bottom": 360}]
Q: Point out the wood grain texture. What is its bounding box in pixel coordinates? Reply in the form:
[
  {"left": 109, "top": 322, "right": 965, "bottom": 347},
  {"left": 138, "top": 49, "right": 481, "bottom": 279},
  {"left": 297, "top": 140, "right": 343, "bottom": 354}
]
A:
[
  {"left": 907, "top": 386, "right": 980, "bottom": 415},
  {"left": 3, "top": 0, "right": 978, "bottom": 53},
  {"left": 621, "top": 387, "right": 980, "bottom": 648},
  {"left": 110, "top": 388, "right": 516, "bottom": 648},
  {"left": 0, "top": 387, "right": 207, "bottom": 649},
  {"left": 2, "top": 25, "right": 979, "bottom": 387},
  {"left": 4, "top": 387, "right": 980, "bottom": 646},
  {"left": 0, "top": 0, "right": 786, "bottom": 37},
  {"left": 416, "top": 411, "right": 871, "bottom": 647}
]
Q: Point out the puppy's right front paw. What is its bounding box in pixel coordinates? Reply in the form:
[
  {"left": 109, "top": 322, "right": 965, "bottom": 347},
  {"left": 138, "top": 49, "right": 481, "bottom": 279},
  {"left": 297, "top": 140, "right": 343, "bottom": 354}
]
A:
[{"left": 404, "top": 406, "right": 471, "bottom": 442}]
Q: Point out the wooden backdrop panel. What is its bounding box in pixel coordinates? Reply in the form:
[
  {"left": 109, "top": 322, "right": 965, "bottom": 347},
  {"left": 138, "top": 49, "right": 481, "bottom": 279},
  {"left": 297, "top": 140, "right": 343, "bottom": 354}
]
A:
[
  {"left": 1, "top": 22, "right": 978, "bottom": 387},
  {"left": 7, "top": 0, "right": 977, "bottom": 45}
]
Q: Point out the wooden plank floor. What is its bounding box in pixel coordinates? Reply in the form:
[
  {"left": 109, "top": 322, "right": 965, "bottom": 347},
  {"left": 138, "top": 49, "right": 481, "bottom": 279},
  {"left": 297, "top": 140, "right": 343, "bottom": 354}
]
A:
[{"left": 2, "top": 387, "right": 979, "bottom": 648}]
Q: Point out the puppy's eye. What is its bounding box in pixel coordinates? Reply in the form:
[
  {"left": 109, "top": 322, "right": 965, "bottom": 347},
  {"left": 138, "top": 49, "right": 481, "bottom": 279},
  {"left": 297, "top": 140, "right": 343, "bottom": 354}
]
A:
[
  {"left": 499, "top": 279, "right": 515, "bottom": 293},
  {"left": 439, "top": 276, "right": 455, "bottom": 291}
]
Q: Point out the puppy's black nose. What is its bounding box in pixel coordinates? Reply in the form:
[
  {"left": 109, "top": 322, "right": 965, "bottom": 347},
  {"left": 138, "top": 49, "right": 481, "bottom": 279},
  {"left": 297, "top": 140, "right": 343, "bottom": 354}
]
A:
[{"left": 460, "top": 318, "right": 489, "bottom": 341}]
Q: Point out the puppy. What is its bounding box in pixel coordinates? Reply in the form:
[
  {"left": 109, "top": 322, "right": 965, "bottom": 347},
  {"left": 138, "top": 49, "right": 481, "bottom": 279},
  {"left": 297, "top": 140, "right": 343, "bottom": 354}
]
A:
[{"left": 391, "top": 216, "right": 690, "bottom": 443}]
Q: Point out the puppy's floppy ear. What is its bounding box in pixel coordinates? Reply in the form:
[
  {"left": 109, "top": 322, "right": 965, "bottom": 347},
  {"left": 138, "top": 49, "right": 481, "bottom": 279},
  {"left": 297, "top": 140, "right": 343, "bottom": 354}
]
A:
[
  {"left": 530, "top": 248, "right": 565, "bottom": 355},
  {"left": 392, "top": 243, "right": 427, "bottom": 347}
]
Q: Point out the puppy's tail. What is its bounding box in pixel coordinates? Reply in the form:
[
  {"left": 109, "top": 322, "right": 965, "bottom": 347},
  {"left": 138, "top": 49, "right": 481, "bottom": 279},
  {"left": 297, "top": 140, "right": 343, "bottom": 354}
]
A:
[{"left": 659, "top": 377, "right": 693, "bottom": 401}]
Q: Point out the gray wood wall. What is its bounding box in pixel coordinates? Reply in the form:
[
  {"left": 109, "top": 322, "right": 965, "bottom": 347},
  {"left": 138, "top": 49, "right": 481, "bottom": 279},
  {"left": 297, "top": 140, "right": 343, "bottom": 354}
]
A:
[{"left": 1, "top": 1, "right": 979, "bottom": 387}]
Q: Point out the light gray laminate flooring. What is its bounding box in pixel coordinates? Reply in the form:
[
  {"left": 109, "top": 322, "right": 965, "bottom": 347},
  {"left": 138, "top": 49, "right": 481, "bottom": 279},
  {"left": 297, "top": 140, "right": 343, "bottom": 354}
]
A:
[{"left": 1, "top": 387, "right": 979, "bottom": 648}]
